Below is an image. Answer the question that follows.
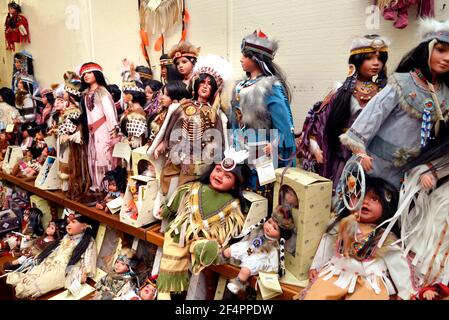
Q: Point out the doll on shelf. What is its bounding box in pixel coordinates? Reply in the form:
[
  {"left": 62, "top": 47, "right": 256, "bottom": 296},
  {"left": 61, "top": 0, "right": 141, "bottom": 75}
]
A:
[
  {"left": 222, "top": 205, "right": 295, "bottom": 294},
  {"left": 3, "top": 221, "right": 61, "bottom": 272},
  {"left": 124, "top": 181, "right": 142, "bottom": 220},
  {"left": 6, "top": 209, "right": 97, "bottom": 299},
  {"left": 303, "top": 176, "right": 415, "bottom": 300},
  {"left": 121, "top": 275, "right": 158, "bottom": 300},
  {"left": 156, "top": 149, "right": 250, "bottom": 295},
  {"left": 96, "top": 166, "right": 127, "bottom": 213},
  {"left": 93, "top": 248, "right": 137, "bottom": 300}
]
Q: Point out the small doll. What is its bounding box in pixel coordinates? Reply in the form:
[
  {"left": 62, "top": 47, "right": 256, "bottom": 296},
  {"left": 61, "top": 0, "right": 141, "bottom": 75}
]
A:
[
  {"left": 124, "top": 181, "right": 141, "bottom": 220},
  {"left": 96, "top": 166, "right": 127, "bottom": 213},
  {"left": 156, "top": 150, "right": 250, "bottom": 295},
  {"left": 15, "top": 76, "right": 36, "bottom": 123},
  {"left": 4, "top": 1, "right": 30, "bottom": 51},
  {"left": 122, "top": 275, "right": 158, "bottom": 300},
  {"left": 93, "top": 248, "right": 137, "bottom": 300},
  {"left": 159, "top": 53, "right": 183, "bottom": 85},
  {"left": 3, "top": 221, "right": 61, "bottom": 272},
  {"left": 303, "top": 176, "right": 415, "bottom": 300},
  {"left": 6, "top": 210, "right": 97, "bottom": 299},
  {"left": 20, "top": 122, "right": 37, "bottom": 152},
  {"left": 168, "top": 41, "right": 200, "bottom": 86},
  {"left": 223, "top": 205, "right": 295, "bottom": 294},
  {"left": 8, "top": 208, "right": 45, "bottom": 257}
]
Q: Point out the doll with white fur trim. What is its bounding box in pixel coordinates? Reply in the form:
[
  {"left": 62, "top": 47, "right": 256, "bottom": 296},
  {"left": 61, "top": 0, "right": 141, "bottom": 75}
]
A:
[{"left": 222, "top": 205, "right": 294, "bottom": 294}]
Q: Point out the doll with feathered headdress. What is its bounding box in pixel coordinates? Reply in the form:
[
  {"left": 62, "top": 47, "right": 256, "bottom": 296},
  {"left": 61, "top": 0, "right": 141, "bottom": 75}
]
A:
[
  {"left": 222, "top": 205, "right": 295, "bottom": 294},
  {"left": 93, "top": 248, "right": 138, "bottom": 300},
  {"left": 168, "top": 41, "right": 200, "bottom": 86}
]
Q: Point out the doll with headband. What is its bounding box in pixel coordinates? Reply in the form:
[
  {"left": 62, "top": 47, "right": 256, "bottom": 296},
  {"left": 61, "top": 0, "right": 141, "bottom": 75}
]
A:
[
  {"left": 156, "top": 149, "right": 250, "bottom": 295},
  {"left": 341, "top": 19, "right": 449, "bottom": 190},
  {"left": 222, "top": 205, "right": 295, "bottom": 294},
  {"left": 93, "top": 248, "right": 137, "bottom": 300},
  {"left": 299, "top": 35, "right": 389, "bottom": 189},
  {"left": 229, "top": 30, "right": 296, "bottom": 200},
  {"left": 168, "top": 42, "right": 200, "bottom": 86},
  {"left": 6, "top": 210, "right": 97, "bottom": 299},
  {"left": 3, "top": 221, "right": 61, "bottom": 272},
  {"left": 303, "top": 176, "right": 415, "bottom": 300},
  {"left": 79, "top": 62, "right": 119, "bottom": 192}
]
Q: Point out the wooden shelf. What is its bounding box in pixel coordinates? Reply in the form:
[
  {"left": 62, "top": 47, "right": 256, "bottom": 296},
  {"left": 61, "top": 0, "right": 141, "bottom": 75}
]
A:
[
  {"left": 146, "top": 223, "right": 302, "bottom": 300},
  {"left": 0, "top": 170, "right": 150, "bottom": 241}
]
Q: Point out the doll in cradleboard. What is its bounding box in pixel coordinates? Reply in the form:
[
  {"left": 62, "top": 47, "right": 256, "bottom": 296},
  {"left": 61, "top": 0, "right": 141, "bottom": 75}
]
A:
[
  {"left": 303, "top": 176, "right": 415, "bottom": 300},
  {"left": 93, "top": 248, "right": 137, "bottom": 300},
  {"left": 221, "top": 205, "right": 295, "bottom": 294},
  {"left": 96, "top": 166, "right": 127, "bottom": 213},
  {"left": 6, "top": 210, "right": 97, "bottom": 299},
  {"left": 119, "top": 274, "right": 158, "bottom": 300},
  {"left": 3, "top": 221, "right": 61, "bottom": 272},
  {"left": 156, "top": 149, "right": 250, "bottom": 295}
]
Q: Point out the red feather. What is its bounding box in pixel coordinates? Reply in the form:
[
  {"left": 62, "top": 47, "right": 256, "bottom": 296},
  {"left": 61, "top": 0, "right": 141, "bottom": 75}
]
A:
[
  {"left": 258, "top": 30, "right": 267, "bottom": 38},
  {"left": 180, "top": 29, "right": 187, "bottom": 42},
  {"left": 184, "top": 9, "right": 190, "bottom": 23},
  {"left": 154, "top": 35, "right": 164, "bottom": 51},
  {"left": 140, "top": 29, "right": 149, "bottom": 46}
]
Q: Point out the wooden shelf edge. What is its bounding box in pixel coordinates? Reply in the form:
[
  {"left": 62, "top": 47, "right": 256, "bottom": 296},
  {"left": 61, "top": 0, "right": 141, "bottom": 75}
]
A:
[{"left": 0, "top": 170, "right": 148, "bottom": 241}]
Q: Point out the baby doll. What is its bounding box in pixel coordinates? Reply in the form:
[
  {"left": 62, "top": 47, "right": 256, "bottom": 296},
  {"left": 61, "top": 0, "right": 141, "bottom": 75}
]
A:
[
  {"left": 223, "top": 205, "right": 295, "bottom": 294},
  {"left": 122, "top": 275, "right": 158, "bottom": 300},
  {"left": 6, "top": 210, "right": 97, "bottom": 299},
  {"left": 96, "top": 166, "right": 127, "bottom": 213},
  {"left": 156, "top": 150, "right": 250, "bottom": 295},
  {"left": 93, "top": 248, "right": 137, "bottom": 300},
  {"left": 3, "top": 221, "right": 61, "bottom": 272},
  {"left": 304, "top": 176, "right": 415, "bottom": 300}
]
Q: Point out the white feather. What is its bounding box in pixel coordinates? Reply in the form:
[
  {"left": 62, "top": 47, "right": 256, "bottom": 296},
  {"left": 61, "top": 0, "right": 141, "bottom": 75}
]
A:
[
  {"left": 419, "top": 18, "right": 449, "bottom": 40},
  {"left": 192, "top": 54, "right": 233, "bottom": 89},
  {"left": 224, "top": 147, "right": 249, "bottom": 164}
]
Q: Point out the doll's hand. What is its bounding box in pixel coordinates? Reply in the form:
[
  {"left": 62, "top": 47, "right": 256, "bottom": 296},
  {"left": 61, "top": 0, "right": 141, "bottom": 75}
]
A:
[
  {"left": 154, "top": 207, "right": 163, "bottom": 220},
  {"left": 308, "top": 269, "right": 318, "bottom": 282},
  {"left": 420, "top": 173, "right": 437, "bottom": 190},
  {"left": 81, "top": 272, "right": 87, "bottom": 284},
  {"left": 154, "top": 142, "right": 166, "bottom": 159},
  {"left": 25, "top": 235, "right": 31, "bottom": 241},
  {"left": 423, "top": 289, "right": 439, "bottom": 300},
  {"left": 358, "top": 153, "right": 373, "bottom": 172},
  {"left": 263, "top": 144, "right": 272, "bottom": 157},
  {"left": 313, "top": 148, "right": 324, "bottom": 164}
]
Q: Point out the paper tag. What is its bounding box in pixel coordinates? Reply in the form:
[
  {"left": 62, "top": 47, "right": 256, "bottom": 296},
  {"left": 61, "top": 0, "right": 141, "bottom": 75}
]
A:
[
  {"left": 113, "top": 142, "right": 132, "bottom": 163},
  {"left": 6, "top": 124, "right": 15, "bottom": 133},
  {"left": 106, "top": 196, "right": 124, "bottom": 214},
  {"left": 256, "top": 159, "right": 276, "bottom": 186},
  {"left": 258, "top": 271, "right": 282, "bottom": 293},
  {"left": 146, "top": 0, "right": 162, "bottom": 11}
]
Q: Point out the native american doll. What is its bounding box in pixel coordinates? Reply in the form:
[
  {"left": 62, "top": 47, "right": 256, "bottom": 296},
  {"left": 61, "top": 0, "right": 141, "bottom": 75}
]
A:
[
  {"left": 93, "top": 248, "right": 137, "bottom": 300},
  {"left": 222, "top": 205, "right": 295, "bottom": 294},
  {"left": 96, "top": 166, "right": 127, "bottom": 213},
  {"left": 3, "top": 221, "right": 61, "bottom": 272},
  {"left": 6, "top": 211, "right": 97, "bottom": 299},
  {"left": 122, "top": 274, "right": 158, "bottom": 300},
  {"left": 299, "top": 35, "right": 389, "bottom": 189},
  {"left": 159, "top": 53, "right": 183, "bottom": 85},
  {"left": 149, "top": 55, "right": 231, "bottom": 197},
  {"left": 229, "top": 31, "right": 296, "bottom": 198},
  {"left": 11, "top": 51, "right": 34, "bottom": 94},
  {"left": 169, "top": 41, "right": 200, "bottom": 86},
  {"left": 303, "top": 176, "right": 415, "bottom": 300},
  {"left": 4, "top": 2, "right": 30, "bottom": 51},
  {"left": 375, "top": 0, "right": 435, "bottom": 29},
  {"left": 157, "top": 153, "right": 250, "bottom": 294},
  {"left": 15, "top": 75, "right": 36, "bottom": 123},
  {"left": 376, "top": 129, "right": 449, "bottom": 300},
  {"left": 0, "top": 87, "right": 19, "bottom": 131},
  {"left": 340, "top": 19, "right": 449, "bottom": 189},
  {"left": 79, "top": 62, "right": 120, "bottom": 192}
]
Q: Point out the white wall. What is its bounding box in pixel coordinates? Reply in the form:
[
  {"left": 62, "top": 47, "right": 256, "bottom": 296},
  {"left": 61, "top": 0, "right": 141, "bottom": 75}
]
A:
[{"left": 1, "top": 0, "right": 448, "bottom": 129}]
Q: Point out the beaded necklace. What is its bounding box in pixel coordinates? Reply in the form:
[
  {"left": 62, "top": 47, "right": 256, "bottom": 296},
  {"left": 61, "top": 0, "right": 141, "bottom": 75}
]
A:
[{"left": 235, "top": 75, "right": 264, "bottom": 102}]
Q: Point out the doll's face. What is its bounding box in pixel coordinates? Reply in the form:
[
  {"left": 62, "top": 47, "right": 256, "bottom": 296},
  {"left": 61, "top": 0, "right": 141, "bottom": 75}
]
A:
[
  {"left": 358, "top": 53, "right": 383, "bottom": 79},
  {"left": 240, "top": 54, "right": 259, "bottom": 73},
  {"left": 358, "top": 189, "right": 383, "bottom": 224},
  {"left": 114, "top": 259, "right": 129, "bottom": 274},
  {"left": 83, "top": 72, "right": 97, "bottom": 85},
  {"left": 430, "top": 42, "right": 449, "bottom": 76},
  {"left": 17, "top": 80, "right": 25, "bottom": 91},
  {"left": 123, "top": 92, "right": 133, "bottom": 104},
  {"left": 46, "top": 223, "right": 56, "bottom": 237},
  {"left": 140, "top": 284, "right": 156, "bottom": 300},
  {"left": 108, "top": 181, "right": 118, "bottom": 192},
  {"left": 14, "top": 60, "right": 22, "bottom": 70},
  {"left": 263, "top": 218, "right": 281, "bottom": 239},
  {"left": 66, "top": 218, "right": 86, "bottom": 235},
  {"left": 54, "top": 97, "right": 67, "bottom": 111},
  {"left": 197, "top": 77, "right": 212, "bottom": 102},
  {"left": 22, "top": 130, "right": 29, "bottom": 138},
  {"left": 161, "top": 66, "right": 168, "bottom": 80},
  {"left": 8, "top": 7, "right": 17, "bottom": 15},
  {"left": 176, "top": 57, "right": 194, "bottom": 77},
  {"left": 159, "top": 87, "right": 172, "bottom": 107},
  {"left": 35, "top": 131, "right": 44, "bottom": 140},
  {"left": 42, "top": 95, "right": 48, "bottom": 105},
  {"left": 63, "top": 91, "right": 70, "bottom": 101},
  {"left": 209, "top": 164, "right": 236, "bottom": 192},
  {"left": 145, "top": 86, "right": 154, "bottom": 102},
  {"left": 283, "top": 190, "right": 299, "bottom": 209}
]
